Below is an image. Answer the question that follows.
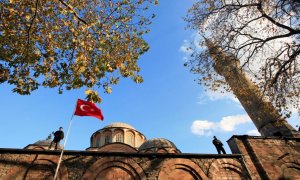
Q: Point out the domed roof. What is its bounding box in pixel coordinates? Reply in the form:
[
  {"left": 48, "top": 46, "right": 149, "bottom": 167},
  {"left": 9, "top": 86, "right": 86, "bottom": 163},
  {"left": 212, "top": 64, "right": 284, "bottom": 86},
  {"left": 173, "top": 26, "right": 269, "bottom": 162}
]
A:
[
  {"left": 138, "top": 138, "right": 179, "bottom": 151},
  {"left": 34, "top": 139, "right": 52, "bottom": 146},
  {"left": 103, "top": 122, "right": 135, "bottom": 130},
  {"left": 25, "top": 134, "right": 63, "bottom": 149},
  {"left": 33, "top": 134, "right": 53, "bottom": 146}
]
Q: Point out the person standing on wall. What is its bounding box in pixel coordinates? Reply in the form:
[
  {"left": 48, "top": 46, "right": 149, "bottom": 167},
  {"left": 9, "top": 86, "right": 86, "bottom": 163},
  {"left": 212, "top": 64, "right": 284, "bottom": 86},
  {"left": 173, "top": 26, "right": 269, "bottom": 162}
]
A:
[
  {"left": 49, "top": 127, "right": 64, "bottom": 150},
  {"left": 212, "top": 136, "right": 226, "bottom": 154}
]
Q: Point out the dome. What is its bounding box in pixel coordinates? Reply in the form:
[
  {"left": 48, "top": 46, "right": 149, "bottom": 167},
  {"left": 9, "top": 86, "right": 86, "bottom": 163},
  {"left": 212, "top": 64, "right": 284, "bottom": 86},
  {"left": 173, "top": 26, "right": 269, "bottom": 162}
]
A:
[
  {"left": 89, "top": 122, "right": 146, "bottom": 150},
  {"left": 24, "top": 134, "right": 63, "bottom": 150},
  {"left": 103, "top": 122, "right": 135, "bottom": 130},
  {"left": 138, "top": 138, "right": 181, "bottom": 153},
  {"left": 33, "top": 138, "right": 52, "bottom": 146},
  {"left": 31, "top": 134, "right": 53, "bottom": 147}
]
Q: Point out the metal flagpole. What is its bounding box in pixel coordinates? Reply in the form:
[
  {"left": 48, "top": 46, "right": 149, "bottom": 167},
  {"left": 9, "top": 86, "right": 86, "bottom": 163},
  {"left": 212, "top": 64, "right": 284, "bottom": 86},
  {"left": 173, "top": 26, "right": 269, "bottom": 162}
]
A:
[{"left": 53, "top": 100, "right": 77, "bottom": 180}]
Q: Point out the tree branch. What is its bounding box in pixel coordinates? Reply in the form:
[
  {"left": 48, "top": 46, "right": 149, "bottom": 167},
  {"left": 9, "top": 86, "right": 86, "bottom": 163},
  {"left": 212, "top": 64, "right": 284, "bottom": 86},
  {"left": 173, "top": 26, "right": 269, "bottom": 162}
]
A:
[
  {"left": 271, "top": 46, "right": 300, "bottom": 85},
  {"left": 58, "top": 0, "right": 87, "bottom": 25},
  {"left": 27, "top": 0, "right": 39, "bottom": 47},
  {"left": 257, "top": 1, "right": 299, "bottom": 33}
]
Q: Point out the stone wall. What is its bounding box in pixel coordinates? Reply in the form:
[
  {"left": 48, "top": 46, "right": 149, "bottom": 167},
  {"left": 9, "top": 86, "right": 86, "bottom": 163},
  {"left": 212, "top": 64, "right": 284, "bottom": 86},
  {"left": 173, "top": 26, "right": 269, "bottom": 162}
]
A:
[
  {"left": 228, "top": 135, "right": 300, "bottom": 179},
  {"left": 0, "top": 149, "right": 248, "bottom": 180},
  {"left": 2, "top": 135, "right": 299, "bottom": 179}
]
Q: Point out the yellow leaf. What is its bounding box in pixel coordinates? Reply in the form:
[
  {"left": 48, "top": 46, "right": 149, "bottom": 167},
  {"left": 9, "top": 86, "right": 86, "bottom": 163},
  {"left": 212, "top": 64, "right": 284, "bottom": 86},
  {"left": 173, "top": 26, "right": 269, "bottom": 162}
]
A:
[
  {"left": 25, "top": 15, "right": 31, "bottom": 21},
  {"left": 85, "top": 89, "right": 92, "bottom": 95}
]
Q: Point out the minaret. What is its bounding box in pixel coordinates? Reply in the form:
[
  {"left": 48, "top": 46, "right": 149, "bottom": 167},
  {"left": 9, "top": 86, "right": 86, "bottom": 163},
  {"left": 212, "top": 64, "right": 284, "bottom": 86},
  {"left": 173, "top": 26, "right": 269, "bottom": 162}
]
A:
[{"left": 205, "top": 39, "right": 299, "bottom": 137}]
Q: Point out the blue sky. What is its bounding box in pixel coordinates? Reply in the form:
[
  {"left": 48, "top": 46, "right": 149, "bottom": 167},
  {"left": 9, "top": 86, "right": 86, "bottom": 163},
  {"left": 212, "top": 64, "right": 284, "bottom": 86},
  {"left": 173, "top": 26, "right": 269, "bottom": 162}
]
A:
[{"left": 1, "top": 0, "right": 298, "bottom": 154}]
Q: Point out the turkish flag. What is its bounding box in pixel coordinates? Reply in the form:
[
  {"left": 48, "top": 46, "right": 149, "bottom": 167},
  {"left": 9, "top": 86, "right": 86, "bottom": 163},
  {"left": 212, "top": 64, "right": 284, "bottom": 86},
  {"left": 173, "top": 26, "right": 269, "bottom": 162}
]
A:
[{"left": 74, "top": 99, "right": 104, "bottom": 120}]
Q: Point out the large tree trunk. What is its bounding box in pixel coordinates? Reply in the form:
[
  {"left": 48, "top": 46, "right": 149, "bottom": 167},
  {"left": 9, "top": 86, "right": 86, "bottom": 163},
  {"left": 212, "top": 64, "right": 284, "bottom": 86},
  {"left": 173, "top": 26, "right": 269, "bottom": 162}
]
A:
[{"left": 205, "top": 39, "right": 299, "bottom": 137}]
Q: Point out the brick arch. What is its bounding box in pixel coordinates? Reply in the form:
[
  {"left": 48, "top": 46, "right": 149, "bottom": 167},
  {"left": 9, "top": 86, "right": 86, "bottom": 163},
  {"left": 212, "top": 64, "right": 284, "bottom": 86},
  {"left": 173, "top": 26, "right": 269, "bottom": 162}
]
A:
[
  {"left": 24, "top": 163, "right": 55, "bottom": 179},
  {"left": 275, "top": 152, "right": 300, "bottom": 179},
  {"left": 276, "top": 152, "right": 300, "bottom": 166},
  {"left": 280, "top": 162, "right": 300, "bottom": 179},
  {"left": 144, "top": 150, "right": 154, "bottom": 153},
  {"left": 31, "top": 146, "right": 47, "bottom": 150},
  {"left": 158, "top": 158, "right": 208, "bottom": 180},
  {"left": 82, "top": 156, "right": 146, "bottom": 180},
  {"left": 94, "top": 142, "right": 138, "bottom": 152},
  {"left": 157, "top": 148, "right": 168, "bottom": 153},
  {"left": 25, "top": 144, "right": 58, "bottom": 150},
  {"left": 208, "top": 158, "right": 244, "bottom": 179},
  {"left": 32, "top": 157, "right": 68, "bottom": 180},
  {"left": 3, "top": 155, "right": 68, "bottom": 180}
]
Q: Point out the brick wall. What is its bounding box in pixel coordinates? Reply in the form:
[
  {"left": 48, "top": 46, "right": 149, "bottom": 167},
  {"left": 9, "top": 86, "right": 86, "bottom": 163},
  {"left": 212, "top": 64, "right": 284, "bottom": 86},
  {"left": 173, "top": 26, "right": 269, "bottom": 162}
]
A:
[
  {"left": 2, "top": 135, "right": 298, "bottom": 179},
  {"left": 228, "top": 136, "right": 300, "bottom": 179},
  {"left": 0, "top": 149, "right": 247, "bottom": 179}
]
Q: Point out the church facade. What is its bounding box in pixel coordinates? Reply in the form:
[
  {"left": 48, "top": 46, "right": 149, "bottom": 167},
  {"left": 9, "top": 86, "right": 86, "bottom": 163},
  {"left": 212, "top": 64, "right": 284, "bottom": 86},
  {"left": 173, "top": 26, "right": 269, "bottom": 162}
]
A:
[{"left": 0, "top": 122, "right": 299, "bottom": 179}]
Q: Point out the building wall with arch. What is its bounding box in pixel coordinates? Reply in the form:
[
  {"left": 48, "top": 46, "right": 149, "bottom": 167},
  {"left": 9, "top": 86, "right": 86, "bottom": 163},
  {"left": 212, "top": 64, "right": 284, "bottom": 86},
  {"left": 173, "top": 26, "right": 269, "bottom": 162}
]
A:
[
  {"left": 0, "top": 131, "right": 300, "bottom": 179},
  {"left": 0, "top": 150, "right": 249, "bottom": 180}
]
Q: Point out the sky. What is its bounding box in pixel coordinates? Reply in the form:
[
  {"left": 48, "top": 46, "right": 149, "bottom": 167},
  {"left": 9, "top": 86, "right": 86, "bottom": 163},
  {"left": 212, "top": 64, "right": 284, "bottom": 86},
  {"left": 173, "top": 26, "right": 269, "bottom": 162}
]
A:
[{"left": 1, "top": 0, "right": 299, "bottom": 154}]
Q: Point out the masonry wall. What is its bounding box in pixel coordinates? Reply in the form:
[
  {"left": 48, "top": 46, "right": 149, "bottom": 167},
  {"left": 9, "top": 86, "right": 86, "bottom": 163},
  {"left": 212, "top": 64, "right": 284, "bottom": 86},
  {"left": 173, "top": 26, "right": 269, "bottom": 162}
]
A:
[
  {"left": 0, "top": 149, "right": 248, "bottom": 180},
  {"left": 2, "top": 136, "right": 299, "bottom": 179},
  {"left": 228, "top": 135, "right": 300, "bottom": 180}
]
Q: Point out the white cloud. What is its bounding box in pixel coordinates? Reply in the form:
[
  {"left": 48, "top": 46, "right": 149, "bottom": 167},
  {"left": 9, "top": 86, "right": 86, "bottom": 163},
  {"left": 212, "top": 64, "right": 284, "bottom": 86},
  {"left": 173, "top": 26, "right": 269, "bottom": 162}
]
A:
[
  {"left": 203, "top": 89, "right": 239, "bottom": 103},
  {"left": 246, "top": 129, "right": 261, "bottom": 136},
  {"left": 191, "top": 114, "right": 253, "bottom": 136},
  {"left": 287, "top": 108, "right": 300, "bottom": 128},
  {"left": 180, "top": 33, "right": 203, "bottom": 59},
  {"left": 191, "top": 120, "right": 215, "bottom": 136},
  {"left": 219, "top": 114, "right": 251, "bottom": 131},
  {"left": 179, "top": 40, "right": 193, "bottom": 54}
]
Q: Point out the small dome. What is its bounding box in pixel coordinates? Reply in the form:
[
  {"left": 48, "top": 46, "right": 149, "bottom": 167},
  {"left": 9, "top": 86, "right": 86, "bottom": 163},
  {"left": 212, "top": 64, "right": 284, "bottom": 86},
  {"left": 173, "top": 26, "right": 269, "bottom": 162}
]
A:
[
  {"left": 24, "top": 134, "right": 63, "bottom": 150},
  {"left": 34, "top": 139, "right": 52, "bottom": 146},
  {"left": 138, "top": 138, "right": 181, "bottom": 153},
  {"left": 33, "top": 134, "right": 52, "bottom": 146},
  {"left": 103, "top": 122, "right": 135, "bottom": 130}
]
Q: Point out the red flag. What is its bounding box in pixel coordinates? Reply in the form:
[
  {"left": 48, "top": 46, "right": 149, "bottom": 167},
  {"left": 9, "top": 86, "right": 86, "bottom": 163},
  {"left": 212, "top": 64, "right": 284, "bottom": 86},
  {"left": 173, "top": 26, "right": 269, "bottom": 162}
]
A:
[{"left": 74, "top": 99, "right": 104, "bottom": 120}]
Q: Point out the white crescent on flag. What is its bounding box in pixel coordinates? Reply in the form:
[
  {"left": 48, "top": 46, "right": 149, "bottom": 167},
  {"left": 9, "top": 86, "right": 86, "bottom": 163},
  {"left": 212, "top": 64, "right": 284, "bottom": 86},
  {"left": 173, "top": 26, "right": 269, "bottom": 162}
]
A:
[
  {"left": 74, "top": 99, "right": 104, "bottom": 120},
  {"left": 80, "top": 105, "right": 94, "bottom": 112}
]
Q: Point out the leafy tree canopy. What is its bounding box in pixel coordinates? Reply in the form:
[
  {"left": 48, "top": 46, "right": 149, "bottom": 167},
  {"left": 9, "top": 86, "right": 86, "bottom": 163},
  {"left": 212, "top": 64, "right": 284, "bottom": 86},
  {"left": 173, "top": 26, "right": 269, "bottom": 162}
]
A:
[
  {"left": 0, "top": 0, "right": 158, "bottom": 102},
  {"left": 185, "top": 0, "right": 300, "bottom": 116}
]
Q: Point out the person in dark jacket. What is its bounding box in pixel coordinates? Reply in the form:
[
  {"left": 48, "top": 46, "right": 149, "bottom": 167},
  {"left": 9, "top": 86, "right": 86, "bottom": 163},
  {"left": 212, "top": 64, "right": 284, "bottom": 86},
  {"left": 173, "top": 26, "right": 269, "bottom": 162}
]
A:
[
  {"left": 49, "top": 127, "right": 64, "bottom": 150},
  {"left": 212, "top": 136, "right": 226, "bottom": 154}
]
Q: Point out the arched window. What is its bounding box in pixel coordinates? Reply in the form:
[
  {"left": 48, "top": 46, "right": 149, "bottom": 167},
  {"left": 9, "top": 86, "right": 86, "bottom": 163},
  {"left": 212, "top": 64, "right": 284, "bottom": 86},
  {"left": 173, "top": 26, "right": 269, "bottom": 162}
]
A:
[
  {"left": 105, "top": 135, "right": 111, "bottom": 144},
  {"left": 114, "top": 129, "right": 124, "bottom": 143},
  {"left": 102, "top": 130, "right": 112, "bottom": 145},
  {"left": 115, "top": 133, "right": 124, "bottom": 143},
  {"left": 96, "top": 136, "right": 101, "bottom": 147},
  {"left": 127, "top": 132, "right": 134, "bottom": 146}
]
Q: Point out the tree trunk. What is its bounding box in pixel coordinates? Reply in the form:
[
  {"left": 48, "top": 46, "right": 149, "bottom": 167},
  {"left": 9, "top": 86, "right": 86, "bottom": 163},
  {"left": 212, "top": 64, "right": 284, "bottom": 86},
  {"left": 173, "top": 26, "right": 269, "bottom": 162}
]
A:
[{"left": 205, "top": 39, "right": 299, "bottom": 137}]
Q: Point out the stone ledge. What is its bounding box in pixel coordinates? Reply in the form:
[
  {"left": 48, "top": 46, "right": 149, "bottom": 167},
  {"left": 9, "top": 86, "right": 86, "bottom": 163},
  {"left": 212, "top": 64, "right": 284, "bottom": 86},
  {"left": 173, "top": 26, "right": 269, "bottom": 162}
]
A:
[
  {"left": 227, "top": 135, "right": 300, "bottom": 142},
  {"left": 0, "top": 148, "right": 242, "bottom": 159}
]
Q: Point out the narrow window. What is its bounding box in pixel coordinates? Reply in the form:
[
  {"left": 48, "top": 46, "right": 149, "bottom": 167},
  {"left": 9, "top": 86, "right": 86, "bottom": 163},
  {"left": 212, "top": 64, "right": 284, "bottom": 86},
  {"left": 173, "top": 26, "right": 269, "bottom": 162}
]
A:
[
  {"left": 127, "top": 133, "right": 134, "bottom": 146},
  {"left": 96, "top": 137, "right": 100, "bottom": 147},
  {"left": 105, "top": 135, "right": 111, "bottom": 144},
  {"left": 115, "top": 133, "right": 124, "bottom": 143}
]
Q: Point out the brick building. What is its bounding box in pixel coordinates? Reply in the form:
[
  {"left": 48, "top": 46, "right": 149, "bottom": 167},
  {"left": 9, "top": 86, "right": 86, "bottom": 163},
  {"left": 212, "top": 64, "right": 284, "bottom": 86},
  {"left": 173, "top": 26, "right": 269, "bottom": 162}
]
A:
[{"left": 0, "top": 122, "right": 299, "bottom": 179}]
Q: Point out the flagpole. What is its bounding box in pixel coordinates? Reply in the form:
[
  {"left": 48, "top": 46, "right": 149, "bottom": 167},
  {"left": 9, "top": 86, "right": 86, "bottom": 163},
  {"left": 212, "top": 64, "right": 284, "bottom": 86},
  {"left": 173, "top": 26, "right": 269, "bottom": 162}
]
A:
[{"left": 53, "top": 100, "right": 77, "bottom": 180}]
